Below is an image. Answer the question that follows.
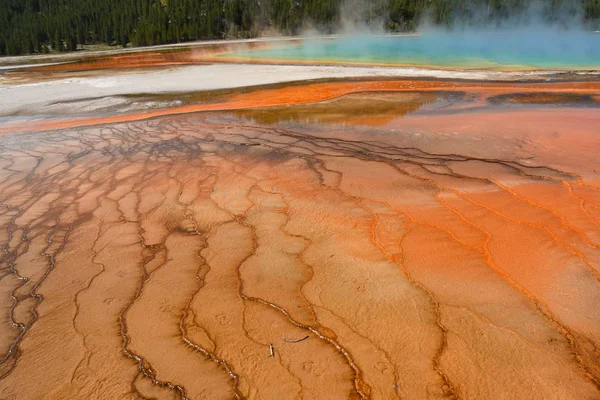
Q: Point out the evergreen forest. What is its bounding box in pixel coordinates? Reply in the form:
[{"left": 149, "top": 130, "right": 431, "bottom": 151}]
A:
[{"left": 1, "top": 0, "right": 600, "bottom": 56}]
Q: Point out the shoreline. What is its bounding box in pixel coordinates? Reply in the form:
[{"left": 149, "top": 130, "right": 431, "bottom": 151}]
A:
[{"left": 215, "top": 56, "right": 600, "bottom": 73}]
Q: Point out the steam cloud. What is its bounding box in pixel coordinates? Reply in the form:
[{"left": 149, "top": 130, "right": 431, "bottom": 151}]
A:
[{"left": 291, "top": 0, "right": 600, "bottom": 69}]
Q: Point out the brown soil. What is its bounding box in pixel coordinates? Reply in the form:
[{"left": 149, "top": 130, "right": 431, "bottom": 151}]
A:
[{"left": 0, "top": 82, "right": 599, "bottom": 399}]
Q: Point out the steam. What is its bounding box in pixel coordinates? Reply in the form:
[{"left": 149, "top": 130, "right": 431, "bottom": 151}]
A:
[
  {"left": 297, "top": 0, "right": 598, "bottom": 35},
  {"left": 287, "top": 0, "right": 600, "bottom": 70},
  {"left": 338, "top": 0, "right": 387, "bottom": 34},
  {"left": 417, "top": 0, "right": 585, "bottom": 30}
]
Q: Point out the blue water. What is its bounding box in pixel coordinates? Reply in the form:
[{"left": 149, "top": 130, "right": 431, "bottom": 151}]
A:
[{"left": 229, "top": 30, "right": 600, "bottom": 69}]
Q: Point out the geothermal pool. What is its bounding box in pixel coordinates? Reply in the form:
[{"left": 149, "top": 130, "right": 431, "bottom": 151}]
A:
[{"left": 226, "top": 31, "right": 600, "bottom": 69}]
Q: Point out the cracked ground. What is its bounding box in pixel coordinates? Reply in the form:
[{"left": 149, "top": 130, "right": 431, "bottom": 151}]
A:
[{"left": 0, "top": 84, "right": 599, "bottom": 400}]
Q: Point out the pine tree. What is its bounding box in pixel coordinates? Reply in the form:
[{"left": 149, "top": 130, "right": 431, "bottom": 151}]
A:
[{"left": 1, "top": 0, "right": 600, "bottom": 56}]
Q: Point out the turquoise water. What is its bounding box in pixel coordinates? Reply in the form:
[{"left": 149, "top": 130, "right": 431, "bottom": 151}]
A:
[{"left": 228, "top": 30, "right": 600, "bottom": 69}]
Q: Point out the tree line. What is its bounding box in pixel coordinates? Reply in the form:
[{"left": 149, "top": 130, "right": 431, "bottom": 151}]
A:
[{"left": 1, "top": 0, "right": 599, "bottom": 56}]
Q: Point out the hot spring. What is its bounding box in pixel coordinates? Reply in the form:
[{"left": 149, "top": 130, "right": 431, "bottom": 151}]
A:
[{"left": 224, "top": 29, "right": 600, "bottom": 70}]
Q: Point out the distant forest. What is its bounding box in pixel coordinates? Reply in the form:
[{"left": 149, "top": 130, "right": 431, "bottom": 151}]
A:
[{"left": 1, "top": 0, "right": 600, "bottom": 56}]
